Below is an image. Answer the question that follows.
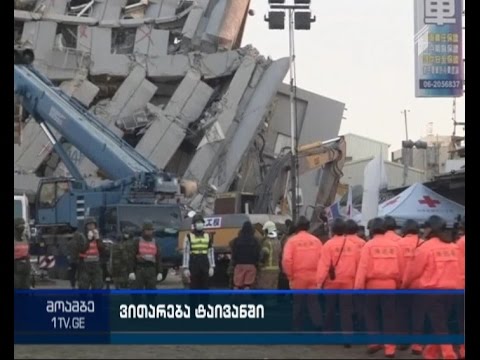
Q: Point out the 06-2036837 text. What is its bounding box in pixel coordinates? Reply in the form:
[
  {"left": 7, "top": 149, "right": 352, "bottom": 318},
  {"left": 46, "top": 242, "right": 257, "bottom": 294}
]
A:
[
  {"left": 119, "top": 303, "right": 265, "bottom": 320},
  {"left": 420, "top": 79, "right": 462, "bottom": 89}
]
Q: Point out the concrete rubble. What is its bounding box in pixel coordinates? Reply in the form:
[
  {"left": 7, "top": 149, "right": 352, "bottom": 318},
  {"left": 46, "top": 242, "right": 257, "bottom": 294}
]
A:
[{"left": 14, "top": 0, "right": 346, "bottom": 214}]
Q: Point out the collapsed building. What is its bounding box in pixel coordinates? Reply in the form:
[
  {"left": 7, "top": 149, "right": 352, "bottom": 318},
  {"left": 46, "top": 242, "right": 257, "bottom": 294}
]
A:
[{"left": 14, "top": 0, "right": 346, "bottom": 216}]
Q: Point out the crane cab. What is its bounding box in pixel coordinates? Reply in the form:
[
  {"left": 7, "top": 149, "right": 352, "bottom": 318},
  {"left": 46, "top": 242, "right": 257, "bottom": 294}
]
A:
[{"left": 35, "top": 178, "right": 85, "bottom": 230}]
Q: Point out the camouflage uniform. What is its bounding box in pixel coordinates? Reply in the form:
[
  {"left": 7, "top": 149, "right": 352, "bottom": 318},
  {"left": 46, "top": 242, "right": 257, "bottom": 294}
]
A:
[
  {"left": 73, "top": 217, "right": 105, "bottom": 290},
  {"left": 14, "top": 218, "right": 31, "bottom": 289},
  {"left": 129, "top": 221, "right": 162, "bottom": 290},
  {"left": 111, "top": 233, "right": 132, "bottom": 289}
]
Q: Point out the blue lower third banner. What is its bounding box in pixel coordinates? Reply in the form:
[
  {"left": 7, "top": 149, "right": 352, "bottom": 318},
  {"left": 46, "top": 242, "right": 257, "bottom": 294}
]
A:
[{"left": 14, "top": 290, "right": 464, "bottom": 345}]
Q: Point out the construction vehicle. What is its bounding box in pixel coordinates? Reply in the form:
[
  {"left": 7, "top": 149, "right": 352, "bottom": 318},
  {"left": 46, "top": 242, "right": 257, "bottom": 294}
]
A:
[
  {"left": 254, "top": 136, "right": 347, "bottom": 231},
  {"left": 14, "top": 48, "right": 182, "bottom": 281}
]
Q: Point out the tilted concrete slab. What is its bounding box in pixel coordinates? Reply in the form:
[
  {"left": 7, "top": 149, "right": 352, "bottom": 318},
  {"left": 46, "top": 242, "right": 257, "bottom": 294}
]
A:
[
  {"left": 184, "top": 55, "right": 264, "bottom": 184},
  {"left": 71, "top": 65, "right": 157, "bottom": 180},
  {"left": 201, "top": 0, "right": 226, "bottom": 53},
  {"left": 60, "top": 78, "right": 100, "bottom": 108},
  {"left": 191, "top": 55, "right": 257, "bottom": 179},
  {"left": 105, "top": 65, "right": 157, "bottom": 120},
  {"left": 164, "top": 69, "right": 213, "bottom": 125},
  {"left": 208, "top": 57, "right": 290, "bottom": 193},
  {"left": 181, "top": 0, "right": 210, "bottom": 45},
  {"left": 136, "top": 71, "right": 213, "bottom": 168}
]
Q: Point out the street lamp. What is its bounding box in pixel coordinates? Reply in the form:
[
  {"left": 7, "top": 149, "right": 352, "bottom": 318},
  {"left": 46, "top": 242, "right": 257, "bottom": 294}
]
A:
[{"left": 264, "top": 0, "right": 316, "bottom": 223}]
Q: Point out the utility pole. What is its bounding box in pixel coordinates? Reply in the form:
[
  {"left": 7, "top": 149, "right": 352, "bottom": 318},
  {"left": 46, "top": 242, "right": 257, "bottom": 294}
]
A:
[{"left": 401, "top": 110, "right": 410, "bottom": 186}]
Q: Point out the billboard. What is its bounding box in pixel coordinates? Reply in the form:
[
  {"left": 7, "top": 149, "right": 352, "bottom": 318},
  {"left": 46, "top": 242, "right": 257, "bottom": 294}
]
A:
[{"left": 414, "top": 0, "right": 464, "bottom": 97}]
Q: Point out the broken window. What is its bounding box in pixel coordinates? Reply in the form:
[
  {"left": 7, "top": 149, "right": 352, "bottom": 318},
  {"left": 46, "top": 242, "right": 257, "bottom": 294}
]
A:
[
  {"left": 55, "top": 24, "right": 78, "bottom": 50},
  {"left": 111, "top": 28, "right": 136, "bottom": 54},
  {"left": 67, "top": 0, "right": 94, "bottom": 17},
  {"left": 123, "top": 0, "right": 149, "bottom": 19}
]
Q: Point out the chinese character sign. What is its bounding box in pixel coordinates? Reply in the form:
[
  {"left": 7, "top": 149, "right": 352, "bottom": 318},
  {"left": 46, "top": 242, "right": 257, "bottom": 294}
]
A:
[
  {"left": 414, "top": 0, "right": 464, "bottom": 97},
  {"left": 204, "top": 217, "right": 222, "bottom": 229}
]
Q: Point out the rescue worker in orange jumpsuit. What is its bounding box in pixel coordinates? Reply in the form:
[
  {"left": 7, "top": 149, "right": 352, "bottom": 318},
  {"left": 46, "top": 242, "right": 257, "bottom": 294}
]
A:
[
  {"left": 316, "top": 218, "right": 360, "bottom": 339},
  {"left": 402, "top": 215, "right": 463, "bottom": 360},
  {"left": 397, "top": 219, "right": 424, "bottom": 355},
  {"left": 282, "top": 216, "right": 323, "bottom": 331},
  {"left": 14, "top": 218, "right": 31, "bottom": 289},
  {"left": 354, "top": 217, "right": 404, "bottom": 358},
  {"left": 345, "top": 219, "right": 366, "bottom": 250},
  {"left": 384, "top": 216, "right": 402, "bottom": 242},
  {"left": 456, "top": 217, "right": 465, "bottom": 359}
]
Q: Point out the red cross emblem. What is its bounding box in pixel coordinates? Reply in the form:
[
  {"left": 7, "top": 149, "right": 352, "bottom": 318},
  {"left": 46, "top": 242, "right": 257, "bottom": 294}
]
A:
[
  {"left": 384, "top": 196, "right": 399, "bottom": 207},
  {"left": 419, "top": 196, "right": 440, "bottom": 208}
]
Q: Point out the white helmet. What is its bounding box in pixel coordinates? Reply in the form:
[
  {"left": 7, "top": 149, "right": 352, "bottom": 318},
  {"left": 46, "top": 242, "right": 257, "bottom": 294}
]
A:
[
  {"left": 263, "top": 221, "right": 276, "bottom": 233},
  {"left": 267, "top": 230, "right": 278, "bottom": 239}
]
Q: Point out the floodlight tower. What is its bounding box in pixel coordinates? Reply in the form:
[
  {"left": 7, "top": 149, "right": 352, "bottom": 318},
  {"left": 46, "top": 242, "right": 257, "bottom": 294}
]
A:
[{"left": 264, "top": 0, "right": 316, "bottom": 222}]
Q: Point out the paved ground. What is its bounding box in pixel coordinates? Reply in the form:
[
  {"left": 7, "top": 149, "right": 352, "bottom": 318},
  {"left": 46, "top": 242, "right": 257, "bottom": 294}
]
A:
[
  {"left": 16, "top": 274, "right": 423, "bottom": 359},
  {"left": 14, "top": 345, "right": 422, "bottom": 359}
]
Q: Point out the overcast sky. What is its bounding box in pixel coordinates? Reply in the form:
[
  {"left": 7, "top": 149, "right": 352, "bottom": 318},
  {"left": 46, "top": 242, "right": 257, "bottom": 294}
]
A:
[{"left": 242, "top": 0, "right": 465, "bottom": 151}]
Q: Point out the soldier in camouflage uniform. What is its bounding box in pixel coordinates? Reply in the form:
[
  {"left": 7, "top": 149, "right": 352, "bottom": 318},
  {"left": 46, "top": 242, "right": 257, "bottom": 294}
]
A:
[
  {"left": 128, "top": 221, "right": 162, "bottom": 289},
  {"left": 111, "top": 231, "right": 132, "bottom": 289},
  {"left": 72, "top": 217, "right": 105, "bottom": 290},
  {"left": 14, "top": 218, "right": 31, "bottom": 289}
]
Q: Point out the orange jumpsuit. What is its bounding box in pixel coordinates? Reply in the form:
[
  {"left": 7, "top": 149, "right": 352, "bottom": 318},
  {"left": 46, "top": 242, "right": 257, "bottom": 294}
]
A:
[
  {"left": 403, "top": 237, "right": 462, "bottom": 360},
  {"left": 282, "top": 230, "right": 323, "bottom": 330},
  {"left": 354, "top": 233, "right": 404, "bottom": 357},
  {"left": 316, "top": 235, "right": 360, "bottom": 332},
  {"left": 398, "top": 234, "right": 424, "bottom": 354},
  {"left": 385, "top": 230, "right": 402, "bottom": 242},
  {"left": 348, "top": 234, "right": 366, "bottom": 250}
]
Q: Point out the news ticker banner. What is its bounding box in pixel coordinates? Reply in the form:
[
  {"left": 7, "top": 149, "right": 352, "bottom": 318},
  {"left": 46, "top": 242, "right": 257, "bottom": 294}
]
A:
[
  {"left": 414, "top": 0, "right": 464, "bottom": 97},
  {"left": 14, "top": 290, "right": 464, "bottom": 345}
]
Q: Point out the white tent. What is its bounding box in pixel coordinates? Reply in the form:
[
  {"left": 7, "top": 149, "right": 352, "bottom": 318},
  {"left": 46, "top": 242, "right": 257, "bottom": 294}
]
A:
[{"left": 378, "top": 183, "right": 465, "bottom": 227}]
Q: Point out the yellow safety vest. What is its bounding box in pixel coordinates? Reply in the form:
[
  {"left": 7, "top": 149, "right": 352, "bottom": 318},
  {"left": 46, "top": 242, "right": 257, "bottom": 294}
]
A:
[{"left": 189, "top": 233, "right": 210, "bottom": 255}]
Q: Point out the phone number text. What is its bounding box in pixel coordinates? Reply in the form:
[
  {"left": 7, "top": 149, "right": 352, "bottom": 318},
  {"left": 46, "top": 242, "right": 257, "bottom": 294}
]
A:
[{"left": 420, "top": 80, "right": 462, "bottom": 89}]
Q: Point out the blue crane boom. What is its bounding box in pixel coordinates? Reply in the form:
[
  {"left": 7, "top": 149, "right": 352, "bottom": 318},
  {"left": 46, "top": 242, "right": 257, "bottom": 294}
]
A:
[
  {"left": 13, "top": 49, "right": 183, "bottom": 277},
  {"left": 14, "top": 62, "right": 178, "bottom": 194}
]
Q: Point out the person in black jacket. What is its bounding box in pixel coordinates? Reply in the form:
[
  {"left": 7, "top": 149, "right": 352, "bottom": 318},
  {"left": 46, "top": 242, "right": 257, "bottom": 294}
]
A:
[
  {"left": 278, "top": 220, "right": 296, "bottom": 290},
  {"left": 231, "top": 221, "right": 261, "bottom": 290}
]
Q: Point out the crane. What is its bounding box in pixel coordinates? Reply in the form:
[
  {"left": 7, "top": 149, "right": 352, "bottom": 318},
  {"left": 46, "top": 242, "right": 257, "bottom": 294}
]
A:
[{"left": 14, "top": 48, "right": 183, "bottom": 277}]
